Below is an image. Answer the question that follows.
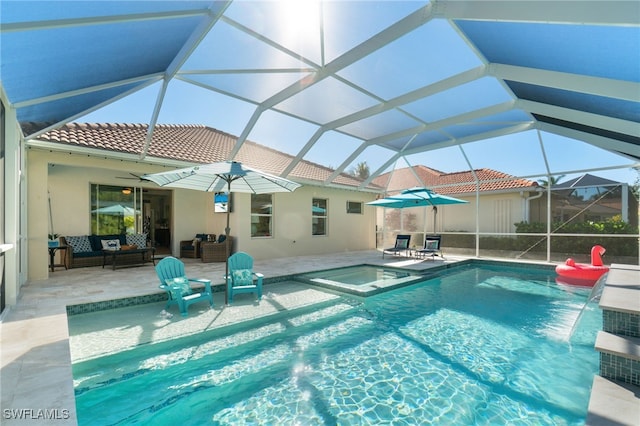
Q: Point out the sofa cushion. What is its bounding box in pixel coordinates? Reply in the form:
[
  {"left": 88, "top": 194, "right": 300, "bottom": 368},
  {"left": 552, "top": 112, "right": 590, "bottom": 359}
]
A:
[
  {"left": 74, "top": 251, "right": 102, "bottom": 258},
  {"left": 66, "top": 235, "right": 92, "bottom": 253},
  {"left": 126, "top": 233, "right": 147, "bottom": 248}
]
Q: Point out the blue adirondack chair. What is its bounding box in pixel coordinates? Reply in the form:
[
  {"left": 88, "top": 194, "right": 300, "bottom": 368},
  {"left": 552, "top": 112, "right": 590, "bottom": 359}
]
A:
[
  {"left": 226, "top": 252, "right": 263, "bottom": 304},
  {"left": 155, "top": 256, "right": 214, "bottom": 317}
]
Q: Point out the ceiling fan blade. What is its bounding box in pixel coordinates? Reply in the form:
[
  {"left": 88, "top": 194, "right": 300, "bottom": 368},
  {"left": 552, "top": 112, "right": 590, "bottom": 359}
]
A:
[{"left": 116, "top": 173, "right": 145, "bottom": 181}]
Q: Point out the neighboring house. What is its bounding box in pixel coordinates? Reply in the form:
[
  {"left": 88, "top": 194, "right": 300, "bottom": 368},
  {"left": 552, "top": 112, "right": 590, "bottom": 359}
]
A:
[
  {"left": 371, "top": 165, "right": 541, "bottom": 235},
  {"left": 26, "top": 123, "right": 382, "bottom": 280},
  {"left": 547, "top": 173, "right": 637, "bottom": 227}
]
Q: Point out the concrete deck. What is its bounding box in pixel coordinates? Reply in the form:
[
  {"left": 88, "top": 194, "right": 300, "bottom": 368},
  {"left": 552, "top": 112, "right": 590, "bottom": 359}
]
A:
[{"left": 1, "top": 251, "right": 636, "bottom": 425}]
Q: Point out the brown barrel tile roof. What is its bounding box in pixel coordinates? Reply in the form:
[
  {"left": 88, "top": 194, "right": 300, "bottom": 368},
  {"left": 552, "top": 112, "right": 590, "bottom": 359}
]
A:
[
  {"left": 372, "top": 165, "right": 539, "bottom": 195},
  {"left": 25, "top": 122, "right": 379, "bottom": 190}
]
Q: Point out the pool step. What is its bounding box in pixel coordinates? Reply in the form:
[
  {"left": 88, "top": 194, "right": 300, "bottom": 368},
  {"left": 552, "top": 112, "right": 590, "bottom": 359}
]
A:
[
  {"left": 595, "top": 331, "right": 640, "bottom": 363},
  {"left": 586, "top": 376, "right": 640, "bottom": 426},
  {"left": 73, "top": 299, "right": 368, "bottom": 395},
  {"left": 587, "top": 264, "right": 640, "bottom": 426}
]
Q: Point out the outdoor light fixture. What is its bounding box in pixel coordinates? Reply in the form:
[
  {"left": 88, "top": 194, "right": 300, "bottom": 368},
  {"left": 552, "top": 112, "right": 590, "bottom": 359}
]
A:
[{"left": 122, "top": 188, "right": 132, "bottom": 195}]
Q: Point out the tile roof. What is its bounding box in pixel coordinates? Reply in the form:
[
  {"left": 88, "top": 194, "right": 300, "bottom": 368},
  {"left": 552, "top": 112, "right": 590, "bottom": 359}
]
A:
[
  {"left": 25, "top": 122, "right": 379, "bottom": 190},
  {"left": 372, "top": 165, "right": 539, "bottom": 195}
]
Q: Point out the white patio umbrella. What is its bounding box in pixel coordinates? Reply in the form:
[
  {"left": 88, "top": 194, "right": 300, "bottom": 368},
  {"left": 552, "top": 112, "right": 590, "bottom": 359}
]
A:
[{"left": 142, "top": 161, "right": 301, "bottom": 304}]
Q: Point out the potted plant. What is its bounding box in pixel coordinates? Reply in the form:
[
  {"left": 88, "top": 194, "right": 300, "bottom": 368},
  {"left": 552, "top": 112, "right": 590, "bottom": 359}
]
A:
[{"left": 48, "top": 233, "right": 60, "bottom": 248}]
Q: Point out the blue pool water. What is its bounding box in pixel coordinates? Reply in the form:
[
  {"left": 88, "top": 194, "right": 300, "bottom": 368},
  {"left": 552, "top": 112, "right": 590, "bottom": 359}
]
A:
[
  {"left": 296, "top": 264, "right": 424, "bottom": 295},
  {"left": 72, "top": 265, "right": 601, "bottom": 425}
]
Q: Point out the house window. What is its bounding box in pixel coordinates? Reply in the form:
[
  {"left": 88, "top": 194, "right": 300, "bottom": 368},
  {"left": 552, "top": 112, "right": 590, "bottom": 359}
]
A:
[
  {"left": 251, "top": 193, "right": 272, "bottom": 237},
  {"left": 346, "top": 201, "right": 362, "bottom": 214},
  {"left": 90, "top": 184, "right": 140, "bottom": 235},
  {"left": 312, "top": 198, "right": 327, "bottom": 235}
]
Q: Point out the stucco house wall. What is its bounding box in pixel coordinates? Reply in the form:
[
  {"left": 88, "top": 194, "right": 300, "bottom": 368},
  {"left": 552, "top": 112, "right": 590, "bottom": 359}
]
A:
[
  {"left": 28, "top": 148, "right": 377, "bottom": 279},
  {"left": 378, "top": 191, "right": 532, "bottom": 240}
]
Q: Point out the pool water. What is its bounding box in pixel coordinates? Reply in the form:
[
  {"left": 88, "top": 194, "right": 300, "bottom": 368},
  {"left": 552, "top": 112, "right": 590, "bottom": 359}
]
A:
[
  {"left": 72, "top": 265, "right": 600, "bottom": 425},
  {"left": 296, "top": 264, "right": 425, "bottom": 295}
]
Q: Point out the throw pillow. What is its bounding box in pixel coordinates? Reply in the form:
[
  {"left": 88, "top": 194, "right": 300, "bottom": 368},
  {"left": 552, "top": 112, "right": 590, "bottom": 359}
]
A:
[
  {"left": 66, "top": 235, "right": 92, "bottom": 253},
  {"left": 232, "top": 269, "right": 253, "bottom": 286},
  {"left": 101, "top": 239, "right": 121, "bottom": 251},
  {"left": 166, "top": 277, "right": 191, "bottom": 298},
  {"left": 126, "top": 233, "right": 147, "bottom": 248}
]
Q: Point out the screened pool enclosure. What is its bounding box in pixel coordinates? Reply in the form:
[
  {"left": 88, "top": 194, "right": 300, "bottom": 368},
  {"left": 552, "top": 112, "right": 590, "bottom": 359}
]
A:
[{"left": 1, "top": 0, "right": 639, "bottom": 284}]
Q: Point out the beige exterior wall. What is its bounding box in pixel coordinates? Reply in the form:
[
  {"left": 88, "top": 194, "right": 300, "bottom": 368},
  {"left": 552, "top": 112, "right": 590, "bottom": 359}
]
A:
[
  {"left": 438, "top": 192, "right": 535, "bottom": 234},
  {"left": 379, "top": 192, "right": 532, "bottom": 237},
  {"left": 27, "top": 148, "right": 378, "bottom": 278},
  {"left": 2, "top": 95, "right": 22, "bottom": 307},
  {"left": 232, "top": 186, "right": 375, "bottom": 260},
  {"left": 476, "top": 193, "right": 529, "bottom": 233}
]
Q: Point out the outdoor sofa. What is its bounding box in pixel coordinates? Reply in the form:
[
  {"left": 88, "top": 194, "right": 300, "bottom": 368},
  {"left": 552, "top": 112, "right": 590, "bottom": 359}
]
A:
[
  {"left": 201, "top": 236, "right": 234, "bottom": 263},
  {"left": 61, "top": 233, "right": 151, "bottom": 268}
]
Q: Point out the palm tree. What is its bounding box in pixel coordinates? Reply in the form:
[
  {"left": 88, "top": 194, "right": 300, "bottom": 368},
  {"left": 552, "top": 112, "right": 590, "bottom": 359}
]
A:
[
  {"left": 537, "top": 174, "right": 566, "bottom": 188},
  {"left": 351, "top": 161, "right": 370, "bottom": 179}
]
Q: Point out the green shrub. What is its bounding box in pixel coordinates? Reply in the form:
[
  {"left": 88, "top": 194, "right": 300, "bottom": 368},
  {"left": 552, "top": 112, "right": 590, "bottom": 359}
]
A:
[{"left": 444, "top": 219, "right": 638, "bottom": 258}]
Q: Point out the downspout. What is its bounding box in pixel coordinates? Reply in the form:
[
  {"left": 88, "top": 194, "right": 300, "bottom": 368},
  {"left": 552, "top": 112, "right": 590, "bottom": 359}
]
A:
[{"left": 523, "top": 187, "right": 544, "bottom": 222}]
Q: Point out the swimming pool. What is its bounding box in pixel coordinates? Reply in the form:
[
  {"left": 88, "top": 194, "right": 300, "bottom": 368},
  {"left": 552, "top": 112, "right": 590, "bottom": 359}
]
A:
[
  {"left": 71, "top": 264, "right": 600, "bottom": 425},
  {"left": 295, "top": 264, "right": 425, "bottom": 296}
]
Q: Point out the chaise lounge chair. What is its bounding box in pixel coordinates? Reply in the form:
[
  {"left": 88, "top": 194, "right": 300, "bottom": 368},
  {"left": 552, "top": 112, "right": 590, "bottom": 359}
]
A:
[
  {"left": 155, "top": 256, "right": 214, "bottom": 316},
  {"left": 226, "top": 252, "right": 263, "bottom": 304},
  {"left": 415, "top": 235, "right": 444, "bottom": 260},
  {"left": 382, "top": 234, "right": 411, "bottom": 258}
]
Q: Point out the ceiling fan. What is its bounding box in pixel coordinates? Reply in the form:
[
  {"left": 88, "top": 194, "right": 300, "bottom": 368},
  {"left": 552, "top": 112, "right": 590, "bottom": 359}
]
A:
[
  {"left": 116, "top": 173, "right": 150, "bottom": 195},
  {"left": 116, "top": 172, "right": 146, "bottom": 181}
]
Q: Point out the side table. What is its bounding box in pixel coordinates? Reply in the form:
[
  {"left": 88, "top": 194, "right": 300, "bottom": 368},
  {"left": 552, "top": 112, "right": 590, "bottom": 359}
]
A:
[{"left": 48, "top": 245, "right": 68, "bottom": 272}]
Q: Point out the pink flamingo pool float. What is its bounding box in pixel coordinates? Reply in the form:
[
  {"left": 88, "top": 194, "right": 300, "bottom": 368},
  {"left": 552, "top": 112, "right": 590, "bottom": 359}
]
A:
[{"left": 555, "top": 245, "right": 609, "bottom": 287}]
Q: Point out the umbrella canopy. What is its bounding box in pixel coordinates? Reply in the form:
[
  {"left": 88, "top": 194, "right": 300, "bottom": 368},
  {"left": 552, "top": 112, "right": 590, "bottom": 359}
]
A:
[
  {"left": 142, "top": 161, "right": 301, "bottom": 304},
  {"left": 366, "top": 187, "right": 468, "bottom": 233},
  {"left": 92, "top": 204, "right": 139, "bottom": 216},
  {"left": 141, "top": 161, "right": 301, "bottom": 193},
  {"left": 367, "top": 187, "right": 469, "bottom": 209}
]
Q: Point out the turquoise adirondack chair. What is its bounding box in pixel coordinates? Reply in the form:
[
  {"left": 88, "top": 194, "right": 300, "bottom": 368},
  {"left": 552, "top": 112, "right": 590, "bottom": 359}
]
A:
[
  {"left": 226, "top": 252, "right": 263, "bottom": 304},
  {"left": 156, "top": 256, "right": 214, "bottom": 317}
]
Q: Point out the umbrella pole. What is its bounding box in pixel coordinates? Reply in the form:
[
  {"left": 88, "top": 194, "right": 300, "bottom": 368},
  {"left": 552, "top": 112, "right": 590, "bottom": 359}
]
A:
[
  {"left": 433, "top": 206, "right": 437, "bottom": 234},
  {"left": 224, "top": 180, "right": 231, "bottom": 305}
]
